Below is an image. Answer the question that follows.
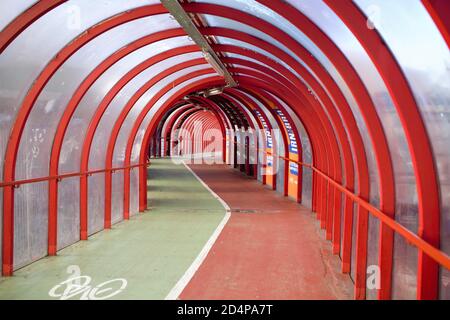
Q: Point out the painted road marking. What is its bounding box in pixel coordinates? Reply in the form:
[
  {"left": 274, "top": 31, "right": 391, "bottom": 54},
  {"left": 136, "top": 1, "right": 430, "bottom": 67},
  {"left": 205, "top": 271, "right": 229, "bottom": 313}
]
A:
[{"left": 165, "top": 160, "right": 231, "bottom": 300}]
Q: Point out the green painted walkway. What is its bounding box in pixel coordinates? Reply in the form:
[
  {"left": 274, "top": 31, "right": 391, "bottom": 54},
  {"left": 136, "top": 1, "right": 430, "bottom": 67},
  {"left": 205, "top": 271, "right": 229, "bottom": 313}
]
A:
[{"left": 0, "top": 159, "right": 225, "bottom": 300}]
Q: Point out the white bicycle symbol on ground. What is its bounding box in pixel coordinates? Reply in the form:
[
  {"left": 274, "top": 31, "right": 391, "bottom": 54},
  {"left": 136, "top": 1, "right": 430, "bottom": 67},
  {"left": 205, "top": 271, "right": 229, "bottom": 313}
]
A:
[{"left": 48, "top": 265, "right": 127, "bottom": 300}]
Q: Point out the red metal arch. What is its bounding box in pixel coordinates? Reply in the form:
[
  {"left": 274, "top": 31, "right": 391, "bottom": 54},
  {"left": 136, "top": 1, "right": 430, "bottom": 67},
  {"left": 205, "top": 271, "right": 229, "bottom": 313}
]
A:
[
  {"left": 326, "top": 0, "right": 441, "bottom": 300},
  {"left": 48, "top": 32, "right": 191, "bottom": 254},
  {"left": 0, "top": 0, "right": 67, "bottom": 53},
  {"left": 160, "top": 104, "right": 198, "bottom": 156},
  {"left": 2, "top": 3, "right": 169, "bottom": 276},
  {"left": 186, "top": 96, "right": 229, "bottom": 162},
  {"left": 139, "top": 78, "right": 225, "bottom": 210},
  {"left": 218, "top": 93, "right": 267, "bottom": 180},
  {"left": 100, "top": 63, "right": 213, "bottom": 226},
  {"left": 0, "top": 1, "right": 437, "bottom": 295},
  {"left": 188, "top": 1, "right": 393, "bottom": 299},
  {"left": 137, "top": 70, "right": 336, "bottom": 216},
  {"left": 236, "top": 88, "right": 301, "bottom": 199},
  {"left": 205, "top": 29, "right": 370, "bottom": 268},
  {"left": 96, "top": 68, "right": 217, "bottom": 234},
  {"left": 3, "top": 2, "right": 360, "bottom": 280},
  {"left": 176, "top": 110, "right": 224, "bottom": 157},
  {"left": 234, "top": 77, "right": 339, "bottom": 233},
  {"left": 422, "top": 0, "right": 450, "bottom": 47}
]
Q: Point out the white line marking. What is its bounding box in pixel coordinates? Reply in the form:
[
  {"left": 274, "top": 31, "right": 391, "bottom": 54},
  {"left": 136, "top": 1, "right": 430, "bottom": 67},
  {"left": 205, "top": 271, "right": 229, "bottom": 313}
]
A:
[{"left": 164, "top": 160, "right": 231, "bottom": 300}]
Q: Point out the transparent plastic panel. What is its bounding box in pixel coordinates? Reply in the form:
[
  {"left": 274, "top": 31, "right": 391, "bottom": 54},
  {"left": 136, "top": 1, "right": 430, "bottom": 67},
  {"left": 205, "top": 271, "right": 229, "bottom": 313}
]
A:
[
  {"left": 197, "top": 0, "right": 345, "bottom": 96},
  {"left": 16, "top": 14, "right": 178, "bottom": 181},
  {"left": 392, "top": 234, "right": 418, "bottom": 299},
  {"left": 130, "top": 74, "right": 218, "bottom": 164},
  {"left": 0, "top": 189, "right": 2, "bottom": 269},
  {"left": 88, "top": 42, "right": 199, "bottom": 170},
  {"left": 0, "top": 0, "right": 157, "bottom": 180},
  {"left": 356, "top": 0, "right": 450, "bottom": 300},
  {"left": 0, "top": 0, "right": 37, "bottom": 31},
  {"left": 275, "top": 129, "right": 285, "bottom": 195},
  {"left": 291, "top": 0, "right": 420, "bottom": 299},
  {"left": 130, "top": 168, "right": 139, "bottom": 217},
  {"left": 111, "top": 171, "right": 123, "bottom": 225},
  {"left": 88, "top": 173, "right": 104, "bottom": 236},
  {"left": 115, "top": 65, "right": 212, "bottom": 166},
  {"left": 351, "top": 203, "right": 358, "bottom": 282},
  {"left": 13, "top": 181, "right": 48, "bottom": 270},
  {"left": 225, "top": 53, "right": 280, "bottom": 75},
  {"left": 59, "top": 39, "right": 197, "bottom": 174},
  {"left": 201, "top": 0, "right": 379, "bottom": 207},
  {"left": 57, "top": 177, "right": 80, "bottom": 250},
  {"left": 214, "top": 36, "right": 300, "bottom": 79},
  {"left": 196, "top": 0, "right": 332, "bottom": 64},
  {"left": 367, "top": 215, "right": 380, "bottom": 299}
]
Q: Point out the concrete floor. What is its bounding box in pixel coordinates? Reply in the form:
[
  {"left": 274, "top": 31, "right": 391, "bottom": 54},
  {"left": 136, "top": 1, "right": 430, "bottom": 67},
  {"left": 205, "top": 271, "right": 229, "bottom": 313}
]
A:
[{"left": 0, "top": 159, "right": 225, "bottom": 299}]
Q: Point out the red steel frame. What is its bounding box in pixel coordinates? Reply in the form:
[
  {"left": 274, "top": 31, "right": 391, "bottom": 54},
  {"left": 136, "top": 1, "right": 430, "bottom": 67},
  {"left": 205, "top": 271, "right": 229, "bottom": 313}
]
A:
[
  {"left": 421, "top": 0, "right": 450, "bottom": 48},
  {"left": 2, "top": 3, "right": 169, "bottom": 276},
  {"left": 326, "top": 0, "right": 441, "bottom": 300},
  {"left": 200, "top": 21, "right": 379, "bottom": 298},
  {"left": 48, "top": 31, "right": 190, "bottom": 254},
  {"left": 0, "top": 0, "right": 447, "bottom": 302},
  {"left": 219, "top": 93, "right": 266, "bottom": 181},
  {"left": 165, "top": 107, "right": 202, "bottom": 155},
  {"left": 99, "top": 62, "right": 210, "bottom": 226},
  {"left": 199, "top": 1, "right": 393, "bottom": 299},
  {"left": 175, "top": 110, "right": 223, "bottom": 158},
  {"left": 0, "top": 0, "right": 67, "bottom": 53}
]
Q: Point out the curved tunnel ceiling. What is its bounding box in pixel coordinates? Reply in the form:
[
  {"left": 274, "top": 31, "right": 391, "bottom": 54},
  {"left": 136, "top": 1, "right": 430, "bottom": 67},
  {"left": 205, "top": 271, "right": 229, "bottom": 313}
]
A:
[{"left": 0, "top": 0, "right": 449, "bottom": 300}]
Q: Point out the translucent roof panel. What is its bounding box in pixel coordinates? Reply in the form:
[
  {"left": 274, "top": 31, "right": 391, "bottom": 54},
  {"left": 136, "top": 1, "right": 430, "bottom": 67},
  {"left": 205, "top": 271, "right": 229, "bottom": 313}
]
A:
[
  {"left": 62, "top": 42, "right": 199, "bottom": 174},
  {"left": 290, "top": 0, "right": 420, "bottom": 300},
  {"left": 356, "top": 0, "right": 450, "bottom": 301},
  {"left": 14, "top": 14, "right": 181, "bottom": 180},
  {"left": 0, "top": 0, "right": 38, "bottom": 31},
  {"left": 113, "top": 64, "right": 213, "bottom": 166},
  {"left": 213, "top": 36, "right": 300, "bottom": 79},
  {"left": 0, "top": 0, "right": 161, "bottom": 181},
  {"left": 130, "top": 73, "right": 219, "bottom": 164},
  {"left": 89, "top": 56, "right": 207, "bottom": 169}
]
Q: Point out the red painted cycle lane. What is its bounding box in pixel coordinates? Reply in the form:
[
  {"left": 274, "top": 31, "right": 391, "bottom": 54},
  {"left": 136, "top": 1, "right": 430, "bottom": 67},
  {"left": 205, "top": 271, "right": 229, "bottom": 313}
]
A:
[{"left": 179, "top": 164, "right": 353, "bottom": 300}]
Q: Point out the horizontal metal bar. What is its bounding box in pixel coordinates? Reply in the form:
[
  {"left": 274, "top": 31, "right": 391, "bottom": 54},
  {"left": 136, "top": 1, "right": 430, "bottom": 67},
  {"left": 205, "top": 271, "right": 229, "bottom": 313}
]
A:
[
  {"left": 0, "top": 162, "right": 151, "bottom": 188},
  {"left": 258, "top": 149, "right": 450, "bottom": 270}
]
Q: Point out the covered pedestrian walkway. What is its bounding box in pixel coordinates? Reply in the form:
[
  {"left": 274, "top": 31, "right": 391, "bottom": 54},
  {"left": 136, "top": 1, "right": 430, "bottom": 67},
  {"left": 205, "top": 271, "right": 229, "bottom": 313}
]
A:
[{"left": 0, "top": 0, "right": 449, "bottom": 300}]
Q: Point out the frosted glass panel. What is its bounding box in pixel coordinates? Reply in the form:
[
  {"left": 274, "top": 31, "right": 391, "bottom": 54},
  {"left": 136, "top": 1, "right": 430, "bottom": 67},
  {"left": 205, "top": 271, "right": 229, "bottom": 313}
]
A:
[
  {"left": 112, "top": 171, "right": 123, "bottom": 225},
  {"left": 63, "top": 48, "right": 200, "bottom": 173}
]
